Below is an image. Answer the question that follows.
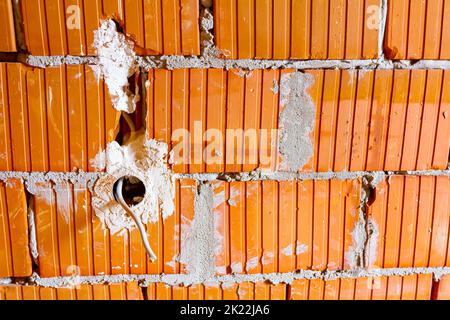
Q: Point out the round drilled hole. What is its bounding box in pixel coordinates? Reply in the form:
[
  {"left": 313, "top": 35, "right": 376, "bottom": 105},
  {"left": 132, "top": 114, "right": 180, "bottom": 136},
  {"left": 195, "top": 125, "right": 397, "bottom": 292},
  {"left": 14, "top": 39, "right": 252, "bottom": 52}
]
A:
[{"left": 113, "top": 176, "right": 146, "bottom": 207}]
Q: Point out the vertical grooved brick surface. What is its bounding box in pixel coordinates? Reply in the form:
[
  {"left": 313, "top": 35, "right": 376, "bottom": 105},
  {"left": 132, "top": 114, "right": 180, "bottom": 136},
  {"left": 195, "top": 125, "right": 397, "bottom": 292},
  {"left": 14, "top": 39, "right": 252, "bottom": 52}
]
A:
[
  {"left": 214, "top": 0, "right": 379, "bottom": 59},
  {"left": 21, "top": 0, "right": 200, "bottom": 56},
  {"left": 0, "top": 179, "right": 32, "bottom": 277}
]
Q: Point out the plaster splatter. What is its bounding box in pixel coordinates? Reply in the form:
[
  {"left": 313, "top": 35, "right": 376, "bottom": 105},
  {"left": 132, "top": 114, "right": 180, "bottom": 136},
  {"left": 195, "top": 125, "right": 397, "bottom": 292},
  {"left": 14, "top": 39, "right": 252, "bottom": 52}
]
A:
[
  {"left": 91, "top": 129, "right": 175, "bottom": 234},
  {"left": 92, "top": 19, "right": 139, "bottom": 113},
  {"left": 177, "top": 183, "right": 216, "bottom": 285}
]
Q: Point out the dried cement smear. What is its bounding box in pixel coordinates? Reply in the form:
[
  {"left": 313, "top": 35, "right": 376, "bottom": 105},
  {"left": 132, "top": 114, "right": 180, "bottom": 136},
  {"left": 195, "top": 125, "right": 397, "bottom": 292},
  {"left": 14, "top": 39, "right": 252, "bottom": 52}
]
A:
[
  {"left": 92, "top": 19, "right": 139, "bottom": 113},
  {"left": 345, "top": 176, "right": 382, "bottom": 269},
  {"left": 345, "top": 219, "right": 367, "bottom": 269},
  {"left": 177, "top": 183, "right": 216, "bottom": 285},
  {"left": 92, "top": 129, "right": 174, "bottom": 234},
  {"left": 18, "top": 265, "right": 449, "bottom": 288},
  {"left": 278, "top": 72, "right": 316, "bottom": 172}
]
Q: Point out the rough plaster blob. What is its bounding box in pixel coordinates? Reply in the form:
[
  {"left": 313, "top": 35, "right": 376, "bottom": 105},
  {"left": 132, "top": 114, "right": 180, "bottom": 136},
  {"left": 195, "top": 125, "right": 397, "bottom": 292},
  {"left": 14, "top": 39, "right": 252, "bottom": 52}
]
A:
[
  {"left": 177, "top": 183, "right": 216, "bottom": 284},
  {"left": 92, "top": 19, "right": 139, "bottom": 113},
  {"left": 278, "top": 72, "right": 316, "bottom": 172},
  {"left": 92, "top": 130, "right": 175, "bottom": 234}
]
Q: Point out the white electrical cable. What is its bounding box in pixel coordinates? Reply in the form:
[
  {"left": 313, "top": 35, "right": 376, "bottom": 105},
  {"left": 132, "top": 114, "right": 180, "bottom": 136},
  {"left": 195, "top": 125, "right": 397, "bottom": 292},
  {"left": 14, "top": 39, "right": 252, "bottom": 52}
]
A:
[
  {"left": 114, "top": 178, "right": 157, "bottom": 262},
  {"left": 121, "top": 112, "right": 136, "bottom": 135}
]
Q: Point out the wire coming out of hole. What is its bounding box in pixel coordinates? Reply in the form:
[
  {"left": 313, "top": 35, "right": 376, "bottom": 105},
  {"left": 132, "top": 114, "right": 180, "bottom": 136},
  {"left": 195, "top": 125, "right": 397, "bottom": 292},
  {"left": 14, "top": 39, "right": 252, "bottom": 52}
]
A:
[
  {"left": 111, "top": 111, "right": 157, "bottom": 261},
  {"left": 113, "top": 177, "right": 157, "bottom": 262}
]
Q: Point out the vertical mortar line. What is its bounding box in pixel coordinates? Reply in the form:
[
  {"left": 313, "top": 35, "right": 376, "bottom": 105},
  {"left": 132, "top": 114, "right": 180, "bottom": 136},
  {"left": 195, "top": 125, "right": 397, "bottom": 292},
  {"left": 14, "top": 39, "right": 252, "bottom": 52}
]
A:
[{"left": 377, "top": 0, "right": 388, "bottom": 59}]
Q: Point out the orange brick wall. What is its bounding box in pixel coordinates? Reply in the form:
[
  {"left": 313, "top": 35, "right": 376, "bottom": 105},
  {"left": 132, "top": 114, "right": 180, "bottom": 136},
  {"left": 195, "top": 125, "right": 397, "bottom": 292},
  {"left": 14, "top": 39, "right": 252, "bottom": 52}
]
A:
[
  {"left": 213, "top": 0, "right": 379, "bottom": 59},
  {"left": 0, "top": 179, "right": 31, "bottom": 278},
  {"left": 21, "top": 0, "right": 200, "bottom": 56},
  {"left": 0, "top": 0, "right": 16, "bottom": 52},
  {"left": 146, "top": 69, "right": 450, "bottom": 173},
  {"left": 385, "top": 0, "right": 450, "bottom": 59}
]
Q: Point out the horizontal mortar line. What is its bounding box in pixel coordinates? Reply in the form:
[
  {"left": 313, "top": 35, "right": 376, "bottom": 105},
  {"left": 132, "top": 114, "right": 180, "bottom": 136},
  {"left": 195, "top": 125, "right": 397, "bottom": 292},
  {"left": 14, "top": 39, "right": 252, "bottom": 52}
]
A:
[
  {"left": 1, "top": 267, "right": 449, "bottom": 288},
  {"left": 14, "top": 54, "right": 450, "bottom": 70},
  {"left": 175, "top": 169, "right": 450, "bottom": 182},
  {"left": 0, "top": 171, "right": 103, "bottom": 184},
  {"left": 0, "top": 169, "right": 448, "bottom": 184}
]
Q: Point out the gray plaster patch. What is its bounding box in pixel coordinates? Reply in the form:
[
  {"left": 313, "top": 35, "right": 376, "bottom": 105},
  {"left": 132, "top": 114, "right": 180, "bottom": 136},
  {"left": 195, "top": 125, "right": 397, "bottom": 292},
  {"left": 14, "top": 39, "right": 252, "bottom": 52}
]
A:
[
  {"left": 177, "top": 183, "right": 216, "bottom": 285},
  {"left": 278, "top": 72, "right": 316, "bottom": 172}
]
